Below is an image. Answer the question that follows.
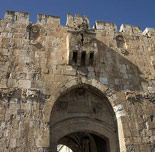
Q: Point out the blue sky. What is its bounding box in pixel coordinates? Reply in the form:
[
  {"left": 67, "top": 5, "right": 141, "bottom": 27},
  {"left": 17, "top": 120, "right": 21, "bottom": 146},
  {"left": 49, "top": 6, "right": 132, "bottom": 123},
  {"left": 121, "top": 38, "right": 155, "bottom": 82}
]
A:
[{"left": 1, "top": 0, "right": 155, "bottom": 30}]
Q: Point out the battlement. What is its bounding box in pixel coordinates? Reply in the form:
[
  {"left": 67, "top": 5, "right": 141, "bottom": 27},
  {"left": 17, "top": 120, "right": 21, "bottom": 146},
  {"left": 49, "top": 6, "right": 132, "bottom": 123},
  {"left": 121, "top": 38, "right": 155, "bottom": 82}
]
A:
[
  {"left": 120, "top": 24, "right": 142, "bottom": 34},
  {"left": 4, "top": 10, "right": 30, "bottom": 23},
  {"left": 37, "top": 14, "right": 60, "bottom": 25},
  {"left": 2, "top": 10, "right": 60, "bottom": 26},
  {"left": 143, "top": 27, "right": 155, "bottom": 37},
  {"left": 0, "top": 10, "right": 155, "bottom": 36},
  {"left": 94, "top": 21, "right": 117, "bottom": 32}
]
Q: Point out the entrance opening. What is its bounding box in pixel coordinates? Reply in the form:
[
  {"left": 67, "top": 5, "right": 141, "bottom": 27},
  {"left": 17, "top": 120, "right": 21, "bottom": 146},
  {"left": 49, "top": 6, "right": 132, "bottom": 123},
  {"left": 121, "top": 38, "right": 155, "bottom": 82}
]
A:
[
  {"left": 50, "top": 86, "right": 120, "bottom": 152},
  {"left": 57, "top": 132, "right": 109, "bottom": 152}
]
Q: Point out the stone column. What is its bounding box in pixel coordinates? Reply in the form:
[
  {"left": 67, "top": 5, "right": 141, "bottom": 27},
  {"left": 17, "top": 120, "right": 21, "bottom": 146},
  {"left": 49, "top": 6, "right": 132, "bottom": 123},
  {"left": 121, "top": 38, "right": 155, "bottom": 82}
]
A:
[{"left": 114, "top": 103, "right": 128, "bottom": 152}]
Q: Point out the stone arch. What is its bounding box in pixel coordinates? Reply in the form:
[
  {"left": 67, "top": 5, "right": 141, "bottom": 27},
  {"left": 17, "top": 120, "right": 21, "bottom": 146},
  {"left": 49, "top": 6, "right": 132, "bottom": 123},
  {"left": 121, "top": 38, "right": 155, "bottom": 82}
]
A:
[
  {"left": 58, "top": 131, "right": 98, "bottom": 152},
  {"left": 41, "top": 77, "right": 127, "bottom": 152},
  {"left": 43, "top": 77, "right": 120, "bottom": 123}
]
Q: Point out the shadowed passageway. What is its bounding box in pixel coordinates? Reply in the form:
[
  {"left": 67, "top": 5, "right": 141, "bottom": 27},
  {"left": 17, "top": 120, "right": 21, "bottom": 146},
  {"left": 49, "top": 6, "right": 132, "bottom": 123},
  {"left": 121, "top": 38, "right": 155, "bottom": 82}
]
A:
[{"left": 58, "top": 132, "right": 109, "bottom": 152}]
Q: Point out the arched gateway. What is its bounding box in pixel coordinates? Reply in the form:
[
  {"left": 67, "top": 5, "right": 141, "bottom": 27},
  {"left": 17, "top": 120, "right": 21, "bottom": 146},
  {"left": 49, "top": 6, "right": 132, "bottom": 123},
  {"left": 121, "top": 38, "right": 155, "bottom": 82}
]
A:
[{"left": 50, "top": 84, "right": 120, "bottom": 152}]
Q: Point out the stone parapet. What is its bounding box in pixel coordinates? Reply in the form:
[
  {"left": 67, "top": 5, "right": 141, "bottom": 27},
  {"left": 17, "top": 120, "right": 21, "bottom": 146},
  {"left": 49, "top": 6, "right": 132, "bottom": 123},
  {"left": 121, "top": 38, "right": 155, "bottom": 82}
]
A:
[
  {"left": 94, "top": 21, "right": 117, "bottom": 32},
  {"left": 4, "top": 10, "right": 30, "bottom": 23},
  {"left": 120, "top": 24, "right": 142, "bottom": 35},
  {"left": 143, "top": 27, "right": 155, "bottom": 37},
  {"left": 37, "top": 14, "right": 60, "bottom": 26},
  {"left": 0, "top": 10, "right": 154, "bottom": 37}
]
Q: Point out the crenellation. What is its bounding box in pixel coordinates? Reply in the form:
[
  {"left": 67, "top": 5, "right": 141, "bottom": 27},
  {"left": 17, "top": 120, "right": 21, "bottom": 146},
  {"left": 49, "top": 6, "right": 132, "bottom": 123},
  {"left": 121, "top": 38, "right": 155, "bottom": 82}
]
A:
[
  {"left": 120, "top": 24, "right": 142, "bottom": 35},
  {"left": 4, "top": 10, "right": 30, "bottom": 23},
  {"left": 94, "top": 21, "right": 117, "bottom": 32},
  {"left": 66, "top": 13, "right": 74, "bottom": 26},
  {"left": 37, "top": 14, "right": 60, "bottom": 26},
  {"left": 143, "top": 27, "right": 155, "bottom": 37},
  {"left": 0, "top": 10, "right": 153, "bottom": 38}
]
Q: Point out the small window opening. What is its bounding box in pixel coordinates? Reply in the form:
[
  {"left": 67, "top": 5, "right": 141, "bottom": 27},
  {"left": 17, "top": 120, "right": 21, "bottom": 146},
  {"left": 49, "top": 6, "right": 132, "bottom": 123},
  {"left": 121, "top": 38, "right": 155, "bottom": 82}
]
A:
[
  {"left": 81, "top": 51, "right": 86, "bottom": 66},
  {"left": 89, "top": 52, "right": 94, "bottom": 65},
  {"left": 81, "top": 33, "right": 84, "bottom": 45},
  {"left": 72, "top": 51, "right": 78, "bottom": 64},
  {"left": 29, "top": 27, "right": 32, "bottom": 40},
  {"left": 150, "top": 115, "right": 154, "bottom": 122}
]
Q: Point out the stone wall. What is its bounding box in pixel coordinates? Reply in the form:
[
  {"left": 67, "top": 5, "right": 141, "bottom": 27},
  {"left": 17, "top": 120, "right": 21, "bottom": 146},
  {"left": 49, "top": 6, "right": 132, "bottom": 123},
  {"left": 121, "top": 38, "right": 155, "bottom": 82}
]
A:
[{"left": 0, "top": 10, "right": 155, "bottom": 152}]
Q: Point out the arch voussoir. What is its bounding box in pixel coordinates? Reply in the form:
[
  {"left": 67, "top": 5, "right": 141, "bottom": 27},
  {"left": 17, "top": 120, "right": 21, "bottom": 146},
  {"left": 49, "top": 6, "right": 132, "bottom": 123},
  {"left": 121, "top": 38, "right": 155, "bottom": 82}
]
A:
[{"left": 43, "top": 77, "right": 122, "bottom": 123}]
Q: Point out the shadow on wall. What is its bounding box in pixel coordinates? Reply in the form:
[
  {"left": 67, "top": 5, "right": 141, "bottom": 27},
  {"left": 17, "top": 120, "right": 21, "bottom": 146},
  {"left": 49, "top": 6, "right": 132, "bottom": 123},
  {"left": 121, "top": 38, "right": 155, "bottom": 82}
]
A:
[{"left": 71, "top": 38, "right": 146, "bottom": 92}]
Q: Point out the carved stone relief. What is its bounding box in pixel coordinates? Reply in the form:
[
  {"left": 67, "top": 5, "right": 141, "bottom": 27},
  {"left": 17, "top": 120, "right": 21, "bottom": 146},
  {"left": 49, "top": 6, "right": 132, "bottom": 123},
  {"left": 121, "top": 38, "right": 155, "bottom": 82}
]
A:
[{"left": 27, "top": 24, "right": 40, "bottom": 40}]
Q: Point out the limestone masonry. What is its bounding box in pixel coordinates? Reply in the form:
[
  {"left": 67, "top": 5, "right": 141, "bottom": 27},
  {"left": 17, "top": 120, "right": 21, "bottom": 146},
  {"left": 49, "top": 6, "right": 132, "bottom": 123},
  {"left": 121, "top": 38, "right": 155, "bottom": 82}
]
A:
[{"left": 0, "top": 10, "right": 155, "bottom": 152}]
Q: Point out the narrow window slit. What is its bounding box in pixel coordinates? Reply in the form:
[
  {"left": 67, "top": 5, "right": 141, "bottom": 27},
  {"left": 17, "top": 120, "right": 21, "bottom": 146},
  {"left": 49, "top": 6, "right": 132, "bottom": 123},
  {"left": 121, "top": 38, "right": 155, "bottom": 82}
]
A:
[
  {"left": 89, "top": 52, "right": 94, "bottom": 65},
  {"left": 150, "top": 115, "right": 154, "bottom": 122},
  {"left": 29, "top": 27, "right": 32, "bottom": 40},
  {"left": 81, "top": 51, "right": 86, "bottom": 66},
  {"left": 15, "top": 15, "right": 18, "bottom": 20},
  {"left": 72, "top": 51, "right": 78, "bottom": 64},
  {"left": 81, "top": 34, "right": 84, "bottom": 45}
]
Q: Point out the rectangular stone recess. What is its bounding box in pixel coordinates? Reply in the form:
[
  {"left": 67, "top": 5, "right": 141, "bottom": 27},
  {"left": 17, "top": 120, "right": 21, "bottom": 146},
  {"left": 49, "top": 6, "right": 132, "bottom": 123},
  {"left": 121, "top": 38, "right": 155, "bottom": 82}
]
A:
[
  {"left": 72, "top": 51, "right": 78, "bottom": 64},
  {"left": 81, "top": 51, "right": 86, "bottom": 66},
  {"left": 89, "top": 52, "right": 94, "bottom": 65}
]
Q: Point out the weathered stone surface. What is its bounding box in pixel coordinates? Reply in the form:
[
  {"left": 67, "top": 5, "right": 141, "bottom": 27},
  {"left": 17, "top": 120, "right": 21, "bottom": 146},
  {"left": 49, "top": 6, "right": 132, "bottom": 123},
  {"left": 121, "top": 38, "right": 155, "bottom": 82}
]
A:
[{"left": 0, "top": 10, "right": 154, "bottom": 152}]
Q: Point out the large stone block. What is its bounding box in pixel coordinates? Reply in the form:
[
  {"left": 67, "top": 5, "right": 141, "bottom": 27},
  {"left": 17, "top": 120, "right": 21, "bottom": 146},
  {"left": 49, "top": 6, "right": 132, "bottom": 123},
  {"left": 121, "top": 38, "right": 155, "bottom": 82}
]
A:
[{"left": 0, "top": 10, "right": 154, "bottom": 152}]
